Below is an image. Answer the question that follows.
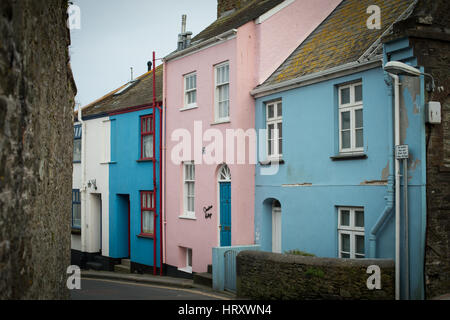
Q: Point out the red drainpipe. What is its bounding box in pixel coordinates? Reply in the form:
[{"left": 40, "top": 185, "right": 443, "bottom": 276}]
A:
[{"left": 152, "top": 51, "right": 157, "bottom": 276}]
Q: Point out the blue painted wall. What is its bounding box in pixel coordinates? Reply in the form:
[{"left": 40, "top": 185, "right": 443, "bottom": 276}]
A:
[
  {"left": 255, "top": 39, "right": 426, "bottom": 299},
  {"left": 109, "top": 107, "right": 161, "bottom": 268}
]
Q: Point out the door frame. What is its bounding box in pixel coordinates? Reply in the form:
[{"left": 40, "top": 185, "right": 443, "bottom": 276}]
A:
[{"left": 217, "top": 164, "right": 231, "bottom": 247}]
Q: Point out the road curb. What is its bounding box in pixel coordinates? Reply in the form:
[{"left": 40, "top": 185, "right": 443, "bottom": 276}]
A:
[{"left": 81, "top": 270, "right": 195, "bottom": 289}]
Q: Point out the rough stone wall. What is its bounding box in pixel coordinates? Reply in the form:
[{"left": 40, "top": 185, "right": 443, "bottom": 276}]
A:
[
  {"left": 236, "top": 251, "right": 395, "bottom": 300},
  {"left": 0, "top": 0, "right": 76, "bottom": 299},
  {"left": 388, "top": 0, "right": 450, "bottom": 299}
]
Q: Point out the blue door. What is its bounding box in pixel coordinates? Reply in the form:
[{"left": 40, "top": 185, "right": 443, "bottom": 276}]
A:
[{"left": 220, "top": 182, "right": 231, "bottom": 246}]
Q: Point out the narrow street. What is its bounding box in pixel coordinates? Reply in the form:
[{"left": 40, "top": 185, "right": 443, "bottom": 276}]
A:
[{"left": 71, "top": 278, "right": 230, "bottom": 300}]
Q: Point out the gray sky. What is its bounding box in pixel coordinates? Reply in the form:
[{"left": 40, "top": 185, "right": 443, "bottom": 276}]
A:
[{"left": 70, "top": 0, "right": 217, "bottom": 107}]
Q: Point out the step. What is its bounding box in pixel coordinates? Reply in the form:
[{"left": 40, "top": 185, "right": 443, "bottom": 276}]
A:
[
  {"left": 193, "top": 272, "right": 212, "bottom": 288},
  {"left": 207, "top": 264, "right": 213, "bottom": 274},
  {"left": 121, "top": 259, "right": 131, "bottom": 267},
  {"left": 114, "top": 264, "right": 131, "bottom": 274},
  {"left": 86, "top": 261, "right": 103, "bottom": 271}
]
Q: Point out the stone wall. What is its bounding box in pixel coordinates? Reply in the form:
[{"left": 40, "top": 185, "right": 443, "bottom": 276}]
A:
[
  {"left": 236, "top": 251, "right": 395, "bottom": 300},
  {"left": 388, "top": 0, "right": 450, "bottom": 299},
  {"left": 0, "top": 0, "right": 76, "bottom": 299}
]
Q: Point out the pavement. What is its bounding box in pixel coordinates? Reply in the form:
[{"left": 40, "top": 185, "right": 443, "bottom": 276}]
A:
[{"left": 81, "top": 270, "right": 236, "bottom": 300}]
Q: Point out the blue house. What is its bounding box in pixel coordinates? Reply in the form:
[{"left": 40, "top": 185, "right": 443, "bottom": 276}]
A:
[
  {"left": 108, "top": 66, "right": 163, "bottom": 274},
  {"left": 252, "top": 0, "right": 427, "bottom": 299}
]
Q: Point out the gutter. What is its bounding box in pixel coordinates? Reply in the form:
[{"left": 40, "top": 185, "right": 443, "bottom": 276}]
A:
[
  {"left": 251, "top": 57, "right": 383, "bottom": 98},
  {"left": 163, "top": 29, "right": 238, "bottom": 62}
]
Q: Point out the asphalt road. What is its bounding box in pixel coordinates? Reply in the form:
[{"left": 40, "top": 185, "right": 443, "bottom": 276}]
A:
[{"left": 70, "top": 278, "right": 228, "bottom": 300}]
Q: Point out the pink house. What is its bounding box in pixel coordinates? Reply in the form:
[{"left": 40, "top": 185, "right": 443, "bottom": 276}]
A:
[{"left": 162, "top": 0, "right": 341, "bottom": 276}]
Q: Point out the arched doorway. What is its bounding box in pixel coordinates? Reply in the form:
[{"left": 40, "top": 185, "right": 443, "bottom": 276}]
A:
[
  {"left": 272, "top": 200, "right": 282, "bottom": 253},
  {"left": 218, "top": 164, "right": 231, "bottom": 246}
]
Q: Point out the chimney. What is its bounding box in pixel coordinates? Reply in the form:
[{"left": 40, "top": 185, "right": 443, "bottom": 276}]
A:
[
  {"left": 217, "top": 0, "right": 251, "bottom": 18},
  {"left": 147, "top": 61, "right": 152, "bottom": 72},
  {"left": 177, "top": 14, "right": 193, "bottom": 51}
]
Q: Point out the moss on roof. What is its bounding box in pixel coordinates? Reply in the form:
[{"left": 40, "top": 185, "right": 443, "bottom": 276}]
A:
[
  {"left": 191, "top": 0, "right": 285, "bottom": 43},
  {"left": 81, "top": 65, "right": 163, "bottom": 117},
  {"left": 261, "top": 0, "right": 415, "bottom": 87}
]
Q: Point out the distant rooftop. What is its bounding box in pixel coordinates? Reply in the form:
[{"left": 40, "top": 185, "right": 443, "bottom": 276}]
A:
[{"left": 80, "top": 65, "right": 163, "bottom": 118}]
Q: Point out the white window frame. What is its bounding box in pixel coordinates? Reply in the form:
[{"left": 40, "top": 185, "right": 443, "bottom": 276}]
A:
[
  {"left": 338, "top": 207, "right": 365, "bottom": 259},
  {"left": 182, "top": 162, "right": 195, "bottom": 219},
  {"left": 178, "top": 247, "right": 193, "bottom": 274},
  {"left": 338, "top": 82, "right": 363, "bottom": 153},
  {"left": 214, "top": 62, "right": 230, "bottom": 122},
  {"left": 266, "top": 100, "right": 283, "bottom": 159},
  {"left": 183, "top": 72, "right": 197, "bottom": 110}
]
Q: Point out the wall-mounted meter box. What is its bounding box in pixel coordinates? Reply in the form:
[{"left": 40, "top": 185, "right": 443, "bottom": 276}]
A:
[{"left": 426, "top": 101, "right": 441, "bottom": 124}]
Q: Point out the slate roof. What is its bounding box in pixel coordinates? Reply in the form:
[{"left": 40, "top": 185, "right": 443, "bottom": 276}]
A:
[
  {"left": 191, "top": 0, "right": 285, "bottom": 43},
  {"left": 81, "top": 65, "right": 163, "bottom": 117},
  {"left": 260, "top": 0, "right": 415, "bottom": 87}
]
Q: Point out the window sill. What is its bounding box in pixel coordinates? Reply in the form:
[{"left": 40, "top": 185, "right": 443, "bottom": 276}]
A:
[
  {"left": 137, "top": 158, "right": 154, "bottom": 163},
  {"left": 178, "top": 266, "right": 193, "bottom": 274},
  {"left": 210, "top": 119, "right": 230, "bottom": 126},
  {"left": 179, "top": 215, "right": 197, "bottom": 221},
  {"left": 137, "top": 233, "right": 154, "bottom": 239},
  {"left": 100, "top": 161, "right": 116, "bottom": 165},
  {"left": 330, "top": 153, "right": 367, "bottom": 161},
  {"left": 71, "top": 228, "right": 81, "bottom": 235},
  {"left": 259, "top": 158, "right": 285, "bottom": 166},
  {"left": 180, "top": 105, "right": 198, "bottom": 112}
]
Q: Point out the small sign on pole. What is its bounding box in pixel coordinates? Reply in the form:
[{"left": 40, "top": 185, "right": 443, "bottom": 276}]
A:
[{"left": 395, "top": 145, "right": 409, "bottom": 159}]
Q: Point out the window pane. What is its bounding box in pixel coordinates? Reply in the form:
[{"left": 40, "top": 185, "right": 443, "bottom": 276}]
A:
[
  {"left": 355, "top": 109, "right": 363, "bottom": 128},
  {"left": 355, "top": 210, "right": 364, "bottom": 227},
  {"left": 279, "top": 138, "right": 283, "bottom": 155},
  {"left": 268, "top": 104, "right": 274, "bottom": 119},
  {"left": 341, "top": 252, "right": 350, "bottom": 258},
  {"left": 356, "top": 235, "right": 365, "bottom": 255},
  {"left": 341, "top": 87, "right": 350, "bottom": 104},
  {"left": 341, "top": 130, "right": 350, "bottom": 149},
  {"left": 277, "top": 103, "right": 282, "bottom": 117},
  {"left": 268, "top": 124, "right": 274, "bottom": 140},
  {"left": 341, "top": 111, "right": 350, "bottom": 130},
  {"left": 341, "top": 233, "right": 350, "bottom": 252},
  {"left": 73, "top": 139, "right": 81, "bottom": 162},
  {"left": 340, "top": 210, "right": 350, "bottom": 226},
  {"left": 142, "top": 211, "right": 154, "bottom": 234},
  {"left": 355, "top": 129, "right": 363, "bottom": 148},
  {"left": 277, "top": 122, "right": 282, "bottom": 138},
  {"left": 143, "top": 135, "right": 153, "bottom": 158},
  {"left": 73, "top": 203, "right": 81, "bottom": 228},
  {"left": 355, "top": 85, "right": 363, "bottom": 102}
]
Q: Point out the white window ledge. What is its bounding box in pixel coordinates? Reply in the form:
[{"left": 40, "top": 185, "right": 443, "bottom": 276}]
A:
[
  {"left": 211, "top": 119, "right": 230, "bottom": 126},
  {"left": 178, "top": 266, "right": 192, "bottom": 274},
  {"left": 179, "top": 215, "right": 197, "bottom": 220},
  {"left": 180, "top": 105, "right": 198, "bottom": 112}
]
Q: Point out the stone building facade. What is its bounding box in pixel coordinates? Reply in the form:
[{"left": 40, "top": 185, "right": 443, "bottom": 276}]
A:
[
  {"left": 0, "top": 0, "right": 76, "bottom": 299},
  {"left": 386, "top": 0, "right": 450, "bottom": 298}
]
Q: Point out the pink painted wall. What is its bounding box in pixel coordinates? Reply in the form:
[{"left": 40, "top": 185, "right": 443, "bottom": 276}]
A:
[
  {"left": 255, "top": 0, "right": 342, "bottom": 84},
  {"left": 163, "top": 0, "right": 342, "bottom": 274}
]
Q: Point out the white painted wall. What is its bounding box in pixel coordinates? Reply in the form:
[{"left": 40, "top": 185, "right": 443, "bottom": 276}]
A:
[
  {"left": 84, "top": 116, "right": 111, "bottom": 256},
  {"left": 71, "top": 117, "right": 111, "bottom": 256}
]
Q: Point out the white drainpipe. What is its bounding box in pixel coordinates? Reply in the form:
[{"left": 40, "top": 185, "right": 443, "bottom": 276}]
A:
[
  {"left": 389, "top": 73, "right": 401, "bottom": 300},
  {"left": 78, "top": 107, "right": 87, "bottom": 253}
]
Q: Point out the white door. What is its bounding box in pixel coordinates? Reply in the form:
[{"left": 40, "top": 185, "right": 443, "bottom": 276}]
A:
[{"left": 272, "top": 207, "right": 282, "bottom": 253}]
